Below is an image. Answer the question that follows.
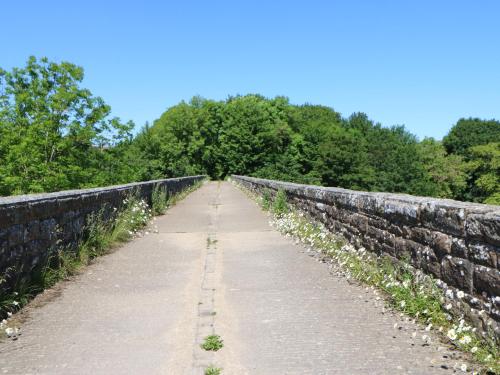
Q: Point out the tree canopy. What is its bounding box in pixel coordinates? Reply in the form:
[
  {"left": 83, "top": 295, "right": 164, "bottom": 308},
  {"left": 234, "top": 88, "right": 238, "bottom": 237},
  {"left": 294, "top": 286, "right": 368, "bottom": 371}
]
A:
[
  {"left": 442, "top": 118, "right": 500, "bottom": 157},
  {"left": 0, "top": 57, "right": 136, "bottom": 195},
  {"left": 1, "top": 57, "right": 499, "bottom": 205}
]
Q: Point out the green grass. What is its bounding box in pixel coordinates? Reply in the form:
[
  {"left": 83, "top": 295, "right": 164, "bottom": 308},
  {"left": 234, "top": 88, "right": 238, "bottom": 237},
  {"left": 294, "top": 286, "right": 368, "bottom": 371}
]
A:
[
  {"left": 201, "top": 334, "right": 224, "bottom": 351},
  {"left": 261, "top": 188, "right": 272, "bottom": 210},
  {"left": 151, "top": 184, "right": 169, "bottom": 215},
  {"left": 204, "top": 366, "right": 222, "bottom": 375},
  {"left": 271, "top": 189, "right": 289, "bottom": 217}
]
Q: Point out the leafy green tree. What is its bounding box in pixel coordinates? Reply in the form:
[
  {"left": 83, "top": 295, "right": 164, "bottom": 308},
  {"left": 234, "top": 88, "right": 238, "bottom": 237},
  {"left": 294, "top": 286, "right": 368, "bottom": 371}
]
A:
[
  {"left": 443, "top": 118, "right": 500, "bottom": 157},
  {"left": 0, "top": 57, "right": 134, "bottom": 195},
  {"left": 468, "top": 142, "right": 500, "bottom": 204},
  {"left": 344, "top": 114, "right": 428, "bottom": 195},
  {"left": 416, "top": 138, "right": 469, "bottom": 198}
]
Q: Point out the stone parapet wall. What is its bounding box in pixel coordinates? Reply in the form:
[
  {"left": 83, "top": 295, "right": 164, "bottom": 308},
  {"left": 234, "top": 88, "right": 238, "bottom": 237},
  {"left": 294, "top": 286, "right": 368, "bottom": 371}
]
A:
[
  {"left": 0, "top": 176, "right": 206, "bottom": 291},
  {"left": 232, "top": 175, "right": 500, "bottom": 337}
]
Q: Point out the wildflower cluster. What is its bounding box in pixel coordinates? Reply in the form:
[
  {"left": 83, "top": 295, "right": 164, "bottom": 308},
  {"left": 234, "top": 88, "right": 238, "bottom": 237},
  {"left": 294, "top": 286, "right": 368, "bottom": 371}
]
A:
[
  {"left": 0, "top": 319, "right": 20, "bottom": 339},
  {"left": 120, "top": 197, "right": 152, "bottom": 238},
  {"left": 238, "top": 182, "right": 499, "bottom": 374}
]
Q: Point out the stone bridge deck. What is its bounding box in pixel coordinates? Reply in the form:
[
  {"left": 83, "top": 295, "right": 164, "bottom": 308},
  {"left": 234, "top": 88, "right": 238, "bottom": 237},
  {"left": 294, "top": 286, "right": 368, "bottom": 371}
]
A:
[{"left": 0, "top": 182, "right": 462, "bottom": 374}]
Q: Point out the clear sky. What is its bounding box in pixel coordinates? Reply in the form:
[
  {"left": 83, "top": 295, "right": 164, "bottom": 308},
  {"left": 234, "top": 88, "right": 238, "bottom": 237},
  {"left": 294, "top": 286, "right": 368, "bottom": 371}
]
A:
[{"left": 3, "top": 1, "right": 499, "bottom": 140}]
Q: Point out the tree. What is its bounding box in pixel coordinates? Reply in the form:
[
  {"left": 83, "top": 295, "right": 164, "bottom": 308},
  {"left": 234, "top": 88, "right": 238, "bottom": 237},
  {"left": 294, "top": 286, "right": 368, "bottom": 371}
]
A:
[
  {"left": 443, "top": 118, "right": 500, "bottom": 157},
  {"left": 0, "top": 57, "right": 134, "bottom": 195},
  {"left": 468, "top": 142, "right": 500, "bottom": 204},
  {"left": 416, "top": 138, "right": 469, "bottom": 199}
]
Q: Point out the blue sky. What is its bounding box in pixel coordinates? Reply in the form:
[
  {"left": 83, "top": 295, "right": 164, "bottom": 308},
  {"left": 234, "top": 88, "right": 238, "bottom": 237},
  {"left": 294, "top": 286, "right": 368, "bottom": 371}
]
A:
[{"left": 3, "top": 1, "right": 499, "bottom": 139}]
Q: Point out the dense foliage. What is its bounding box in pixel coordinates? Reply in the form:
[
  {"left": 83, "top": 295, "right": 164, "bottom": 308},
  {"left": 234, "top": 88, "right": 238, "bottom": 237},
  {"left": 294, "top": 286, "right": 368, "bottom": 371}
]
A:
[
  {"left": 136, "top": 96, "right": 499, "bottom": 204},
  {"left": 1, "top": 57, "right": 499, "bottom": 204},
  {"left": 0, "top": 57, "right": 138, "bottom": 195}
]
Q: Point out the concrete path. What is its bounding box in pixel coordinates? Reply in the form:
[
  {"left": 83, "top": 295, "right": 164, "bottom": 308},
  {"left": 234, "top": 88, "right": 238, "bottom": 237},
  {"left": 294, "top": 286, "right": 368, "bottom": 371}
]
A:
[{"left": 0, "top": 182, "right": 462, "bottom": 374}]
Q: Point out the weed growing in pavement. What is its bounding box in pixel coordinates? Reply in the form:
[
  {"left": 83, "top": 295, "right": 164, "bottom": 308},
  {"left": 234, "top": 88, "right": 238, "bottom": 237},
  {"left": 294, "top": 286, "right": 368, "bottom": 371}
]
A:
[
  {"left": 234, "top": 181, "right": 499, "bottom": 374},
  {"left": 201, "top": 334, "right": 224, "bottom": 351},
  {"left": 205, "top": 366, "right": 222, "bottom": 375},
  {"left": 207, "top": 238, "right": 218, "bottom": 247}
]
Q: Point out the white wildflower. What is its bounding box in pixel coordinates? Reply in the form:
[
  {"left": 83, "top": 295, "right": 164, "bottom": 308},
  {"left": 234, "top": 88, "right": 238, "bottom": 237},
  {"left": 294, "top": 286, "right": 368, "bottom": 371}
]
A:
[
  {"left": 459, "top": 363, "right": 467, "bottom": 372},
  {"left": 458, "top": 335, "right": 471, "bottom": 345},
  {"left": 456, "top": 290, "right": 465, "bottom": 299},
  {"left": 5, "top": 327, "right": 14, "bottom": 337},
  {"left": 447, "top": 328, "right": 457, "bottom": 340},
  {"left": 470, "top": 346, "right": 478, "bottom": 353}
]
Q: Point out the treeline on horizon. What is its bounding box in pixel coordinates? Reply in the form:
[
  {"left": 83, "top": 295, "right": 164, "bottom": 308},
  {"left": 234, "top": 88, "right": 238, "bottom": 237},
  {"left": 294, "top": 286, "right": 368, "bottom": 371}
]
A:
[{"left": 1, "top": 57, "right": 499, "bottom": 204}]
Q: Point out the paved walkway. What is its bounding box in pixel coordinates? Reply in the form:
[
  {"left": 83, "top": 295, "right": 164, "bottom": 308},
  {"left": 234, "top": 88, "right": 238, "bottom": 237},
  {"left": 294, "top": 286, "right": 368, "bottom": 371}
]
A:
[{"left": 0, "top": 182, "right": 463, "bottom": 374}]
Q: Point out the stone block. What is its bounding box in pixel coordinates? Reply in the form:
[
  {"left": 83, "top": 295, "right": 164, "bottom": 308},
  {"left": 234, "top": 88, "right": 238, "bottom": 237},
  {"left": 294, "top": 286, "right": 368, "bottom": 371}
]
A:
[
  {"left": 468, "top": 242, "right": 498, "bottom": 269},
  {"left": 441, "top": 256, "right": 474, "bottom": 293},
  {"left": 420, "top": 200, "right": 466, "bottom": 236},
  {"left": 8, "top": 225, "right": 26, "bottom": 246},
  {"left": 26, "top": 221, "right": 40, "bottom": 241},
  {"left": 466, "top": 211, "right": 500, "bottom": 247},
  {"left": 473, "top": 265, "right": 500, "bottom": 297},
  {"left": 431, "top": 231, "right": 452, "bottom": 257},
  {"left": 387, "top": 223, "right": 404, "bottom": 237},
  {"left": 381, "top": 197, "right": 420, "bottom": 225},
  {"left": 405, "top": 240, "right": 425, "bottom": 267},
  {"left": 420, "top": 247, "right": 441, "bottom": 279},
  {"left": 0, "top": 207, "right": 13, "bottom": 228},
  {"left": 409, "top": 227, "right": 433, "bottom": 246},
  {"left": 356, "top": 194, "right": 385, "bottom": 216},
  {"left": 348, "top": 213, "right": 368, "bottom": 233},
  {"left": 451, "top": 237, "right": 468, "bottom": 258}
]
